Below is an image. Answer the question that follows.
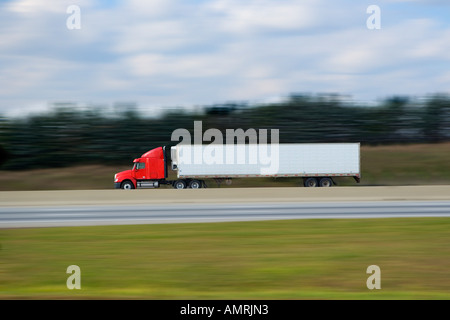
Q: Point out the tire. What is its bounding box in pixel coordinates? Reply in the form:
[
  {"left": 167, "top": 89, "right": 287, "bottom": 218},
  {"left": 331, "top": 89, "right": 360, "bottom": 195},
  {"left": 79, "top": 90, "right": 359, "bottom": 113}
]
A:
[
  {"left": 189, "top": 180, "right": 202, "bottom": 189},
  {"left": 174, "top": 180, "right": 187, "bottom": 189},
  {"left": 319, "top": 177, "right": 333, "bottom": 187},
  {"left": 304, "top": 178, "right": 318, "bottom": 188},
  {"left": 121, "top": 181, "right": 135, "bottom": 190}
]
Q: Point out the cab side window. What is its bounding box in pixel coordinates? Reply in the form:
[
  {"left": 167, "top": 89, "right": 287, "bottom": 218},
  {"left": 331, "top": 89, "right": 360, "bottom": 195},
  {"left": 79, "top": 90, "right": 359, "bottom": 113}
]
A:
[{"left": 136, "top": 162, "right": 145, "bottom": 169}]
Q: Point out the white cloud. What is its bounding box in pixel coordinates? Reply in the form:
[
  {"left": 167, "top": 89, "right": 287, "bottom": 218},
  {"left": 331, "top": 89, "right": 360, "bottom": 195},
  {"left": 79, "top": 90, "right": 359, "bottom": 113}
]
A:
[
  {"left": 6, "top": 0, "right": 65, "bottom": 14},
  {"left": 0, "top": 0, "right": 449, "bottom": 117},
  {"left": 205, "top": 0, "right": 321, "bottom": 33},
  {"left": 125, "top": 0, "right": 178, "bottom": 17},
  {"left": 112, "top": 20, "right": 192, "bottom": 54},
  {"left": 389, "top": 0, "right": 450, "bottom": 4}
]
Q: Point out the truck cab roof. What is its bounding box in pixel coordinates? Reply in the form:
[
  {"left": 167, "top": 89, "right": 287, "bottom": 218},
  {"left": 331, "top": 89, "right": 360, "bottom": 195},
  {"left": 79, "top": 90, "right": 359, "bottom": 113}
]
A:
[{"left": 141, "top": 147, "right": 164, "bottom": 159}]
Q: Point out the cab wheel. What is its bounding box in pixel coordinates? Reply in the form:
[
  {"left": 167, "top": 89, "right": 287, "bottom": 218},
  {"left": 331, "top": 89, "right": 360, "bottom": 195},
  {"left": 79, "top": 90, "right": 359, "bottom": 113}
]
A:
[{"left": 121, "top": 181, "right": 135, "bottom": 190}]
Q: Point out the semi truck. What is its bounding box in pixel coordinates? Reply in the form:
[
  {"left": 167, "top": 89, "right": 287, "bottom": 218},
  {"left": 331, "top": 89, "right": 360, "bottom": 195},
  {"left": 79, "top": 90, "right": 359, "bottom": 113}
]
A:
[{"left": 113, "top": 143, "right": 361, "bottom": 189}]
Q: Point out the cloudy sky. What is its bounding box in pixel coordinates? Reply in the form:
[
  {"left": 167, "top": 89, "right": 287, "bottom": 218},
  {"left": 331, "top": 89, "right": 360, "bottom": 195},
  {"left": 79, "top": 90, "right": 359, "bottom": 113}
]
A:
[{"left": 0, "top": 0, "right": 449, "bottom": 117}]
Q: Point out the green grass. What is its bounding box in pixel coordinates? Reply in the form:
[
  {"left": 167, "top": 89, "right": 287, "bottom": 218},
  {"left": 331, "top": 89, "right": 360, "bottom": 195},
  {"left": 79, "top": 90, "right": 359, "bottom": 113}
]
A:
[
  {"left": 359, "top": 143, "right": 450, "bottom": 186},
  {"left": 1, "top": 218, "right": 450, "bottom": 299}
]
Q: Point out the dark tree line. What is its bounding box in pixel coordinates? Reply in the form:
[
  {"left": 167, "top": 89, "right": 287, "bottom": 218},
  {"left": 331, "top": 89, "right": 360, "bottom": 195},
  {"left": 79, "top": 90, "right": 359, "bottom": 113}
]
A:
[{"left": 0, "top": 94, "right": 449, "bottom": 170}]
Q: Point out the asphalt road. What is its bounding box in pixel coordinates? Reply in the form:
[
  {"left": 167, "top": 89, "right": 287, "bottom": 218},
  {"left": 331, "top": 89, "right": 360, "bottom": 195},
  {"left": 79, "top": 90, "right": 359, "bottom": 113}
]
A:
[
  {"left": 2, "top": 200, "right": 450, "bottom": 228},
  {"left": 2, "top": 186, "right": 450, "bottom": 206}
]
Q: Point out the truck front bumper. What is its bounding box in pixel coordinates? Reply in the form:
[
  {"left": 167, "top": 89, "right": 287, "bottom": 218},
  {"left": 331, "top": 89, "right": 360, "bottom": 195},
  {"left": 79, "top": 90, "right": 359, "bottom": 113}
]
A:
[{"left": 114, "top": 182, "right": 121, "bottom": 189}]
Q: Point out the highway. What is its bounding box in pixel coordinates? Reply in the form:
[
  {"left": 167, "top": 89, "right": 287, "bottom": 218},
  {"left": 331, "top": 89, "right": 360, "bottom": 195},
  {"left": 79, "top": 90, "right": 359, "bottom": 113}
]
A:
[
  {"left": 1, "top": 200, "right": 450, "bottom": 228},
  {"left": 1, "top": 186, "right": 450, "bottom": 228}
]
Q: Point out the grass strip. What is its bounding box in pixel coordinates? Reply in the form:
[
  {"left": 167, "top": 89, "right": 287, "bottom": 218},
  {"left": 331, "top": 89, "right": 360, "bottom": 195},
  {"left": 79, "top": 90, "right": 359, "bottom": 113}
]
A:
[{"left": 1, "top": 217, "right": 450, "bottom": 299}]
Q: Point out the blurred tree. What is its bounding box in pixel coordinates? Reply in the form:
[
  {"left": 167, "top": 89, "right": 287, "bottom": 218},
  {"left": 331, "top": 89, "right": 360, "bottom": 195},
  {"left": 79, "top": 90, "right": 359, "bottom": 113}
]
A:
[
  {"left": 422, "top": 95, "right": 450, "bottom": 143},
  {"left": 0, "top": 94, "right": 449, "bottom": 170}
]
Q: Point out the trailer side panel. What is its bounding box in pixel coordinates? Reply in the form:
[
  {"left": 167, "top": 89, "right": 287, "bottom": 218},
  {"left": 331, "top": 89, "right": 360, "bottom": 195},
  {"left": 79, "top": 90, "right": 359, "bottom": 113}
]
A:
[{"left": 173, "top": 143, "right": 360, "bottom": 178}]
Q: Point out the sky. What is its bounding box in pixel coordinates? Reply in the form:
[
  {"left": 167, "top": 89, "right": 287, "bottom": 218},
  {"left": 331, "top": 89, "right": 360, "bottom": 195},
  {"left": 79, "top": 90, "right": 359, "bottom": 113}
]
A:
[{"left": 0, "top": 0, "right": 449, "bottom": 117}]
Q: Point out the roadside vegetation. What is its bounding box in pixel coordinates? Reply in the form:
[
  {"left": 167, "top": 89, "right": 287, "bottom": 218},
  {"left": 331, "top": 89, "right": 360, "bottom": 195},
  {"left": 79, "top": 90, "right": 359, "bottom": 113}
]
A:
[
  {"left": 1, "top": 217, "right": 449, "bottom": 299},
  {"left": 1, "top": 93, "right": 449, "bottom": 172}
]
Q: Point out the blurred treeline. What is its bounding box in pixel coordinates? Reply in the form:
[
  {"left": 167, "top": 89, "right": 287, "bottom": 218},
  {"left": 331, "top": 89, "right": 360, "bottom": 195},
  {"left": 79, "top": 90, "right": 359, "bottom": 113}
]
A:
[{"left": 0, "top": 94, "right": 449, "bottom": 170}]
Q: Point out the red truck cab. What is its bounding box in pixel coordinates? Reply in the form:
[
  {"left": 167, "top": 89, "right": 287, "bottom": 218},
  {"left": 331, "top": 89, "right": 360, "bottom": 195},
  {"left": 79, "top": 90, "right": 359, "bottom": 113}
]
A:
[{"left": 114, "top": 146, "right": 168, "bottom": 189}]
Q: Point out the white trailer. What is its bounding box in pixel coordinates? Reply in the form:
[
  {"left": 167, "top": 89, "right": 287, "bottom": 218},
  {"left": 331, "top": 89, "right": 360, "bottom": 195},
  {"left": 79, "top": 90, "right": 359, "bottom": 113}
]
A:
[{"left": 170, "top": 143, "right": 360, "bottom": 188}]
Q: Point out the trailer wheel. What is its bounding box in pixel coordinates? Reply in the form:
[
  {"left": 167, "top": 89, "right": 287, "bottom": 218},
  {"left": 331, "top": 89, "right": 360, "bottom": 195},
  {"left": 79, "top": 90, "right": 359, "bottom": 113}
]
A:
[
  {"left": 174, "top": 180, "right": 187, "bottom": 189},
  {"left": 189, "top": 180, "right": 202, "bottom": 189},
  {"left": 304, "top": 178, "right": 318, "bottom": 187},
  {"left": 319, "top": 177, "right": 333, "bottom": 187},
  {"left": 121, "top": 181, "right": 135, "bottom": 190}
]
